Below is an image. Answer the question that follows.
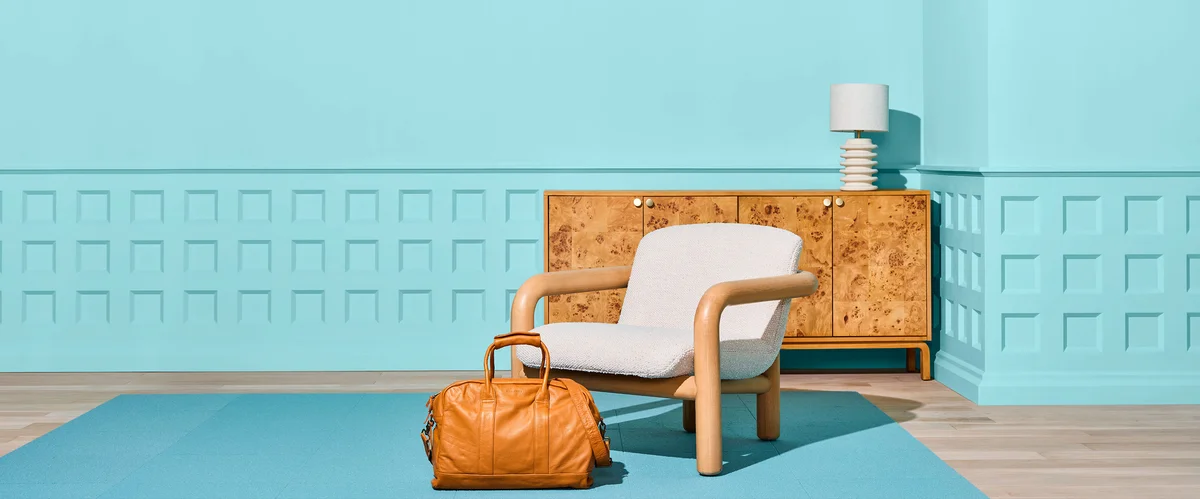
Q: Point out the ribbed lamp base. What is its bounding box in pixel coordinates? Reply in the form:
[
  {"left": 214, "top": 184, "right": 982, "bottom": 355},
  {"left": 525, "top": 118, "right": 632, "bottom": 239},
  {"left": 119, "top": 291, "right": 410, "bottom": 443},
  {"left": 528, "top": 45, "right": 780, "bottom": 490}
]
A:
[{"left": 839, "top": 137, "right": 879, "bottom": 191}]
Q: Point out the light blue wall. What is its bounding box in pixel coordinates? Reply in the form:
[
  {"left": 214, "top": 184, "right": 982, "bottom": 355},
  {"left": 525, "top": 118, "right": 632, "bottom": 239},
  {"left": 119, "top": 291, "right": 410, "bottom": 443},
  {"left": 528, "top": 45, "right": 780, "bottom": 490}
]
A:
[
  {"left": 922, "top": 0, "right": 988, "bottom": 168},
  {"left": 0, "top": 0, "right": 922, "bottom": 169},
  {"left": 6, "top": 0, "right": 1196, "bottom": 406},
  {"left": 986, "top": 0, "right": 1200, "bottom": 169},
  {"left": 924, "top": 0, "right": 1200, "bottom": 404},
  {"left": 0, "top": 1, "right": 925, "bottom": 372}
]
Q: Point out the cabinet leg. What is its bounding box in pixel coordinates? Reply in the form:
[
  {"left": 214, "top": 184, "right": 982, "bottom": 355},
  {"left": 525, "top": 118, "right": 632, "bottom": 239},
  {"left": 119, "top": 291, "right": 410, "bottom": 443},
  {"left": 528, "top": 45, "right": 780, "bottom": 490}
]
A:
[
  {"left": 905, "top": 348, "right": 917, "bottom": 373},
  {"left": 916, "top": 344, "right": 931, "bottom": 381}
]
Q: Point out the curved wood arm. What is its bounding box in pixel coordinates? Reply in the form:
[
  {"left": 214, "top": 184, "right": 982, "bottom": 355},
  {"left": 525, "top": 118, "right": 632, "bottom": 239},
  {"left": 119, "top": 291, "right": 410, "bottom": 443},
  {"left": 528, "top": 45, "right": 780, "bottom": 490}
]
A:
[
  {"left": 510, "top": 265, "right": 632, "bottom": 332},
  {"left": 692, "top": 270, "right": 820, "bottom": 372},
  {"left": 509, "top": 265, "right": 632, "bottom": 379},
  {"left": 698, "top": 270, "right": 820, "bottom": 313},
  {"left": 693, "top": 270, "right": 820, "bottom": 360}
]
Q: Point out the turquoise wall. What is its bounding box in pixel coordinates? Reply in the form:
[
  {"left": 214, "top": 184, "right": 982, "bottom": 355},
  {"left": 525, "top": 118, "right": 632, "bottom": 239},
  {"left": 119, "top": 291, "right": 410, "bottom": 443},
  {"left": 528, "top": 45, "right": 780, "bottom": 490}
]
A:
[
  {"left": 925, "top": 0, "right": 1200, "bottom": 404},
  {"left": 0, "top": 1, "right": 925, "bottom": 371},
  {"left": 0, "top": 0, "right": 922, "bottom": 169},
  {"left": 11, "top": 0, "right": 1193, "bottom": 405},
  {"left": 986, "top": 0, "right": 1200, "bottom": 169},
  {"left": 922, "top": 0, "right": 988, "bottom": 168}
]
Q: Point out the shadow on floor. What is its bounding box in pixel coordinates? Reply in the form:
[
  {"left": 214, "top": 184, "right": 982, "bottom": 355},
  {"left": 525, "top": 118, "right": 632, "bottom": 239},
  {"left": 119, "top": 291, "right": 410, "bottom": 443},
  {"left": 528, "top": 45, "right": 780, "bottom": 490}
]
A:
[
  {"left": 591, "top": 460, "right": 629, "bottom": 487},
  {"left": 599, "top": 391, "right": 924, "bottom": 475}
]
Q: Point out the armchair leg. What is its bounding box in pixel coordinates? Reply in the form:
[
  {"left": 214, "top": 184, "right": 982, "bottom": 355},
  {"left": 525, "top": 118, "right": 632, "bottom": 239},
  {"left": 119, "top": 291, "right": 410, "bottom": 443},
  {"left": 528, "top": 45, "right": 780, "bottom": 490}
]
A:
[
  {"left": 756, "top": 356, "right": 781, "bottom": 441},
  {"left": 694, "top": 348, "right": 722, "bottom": 475},
  {"left": 682, "top": 401, "right": 696, "bottom": 433},
  {"left": 695, "top": 387, "right": 722, "bottom": 476}
]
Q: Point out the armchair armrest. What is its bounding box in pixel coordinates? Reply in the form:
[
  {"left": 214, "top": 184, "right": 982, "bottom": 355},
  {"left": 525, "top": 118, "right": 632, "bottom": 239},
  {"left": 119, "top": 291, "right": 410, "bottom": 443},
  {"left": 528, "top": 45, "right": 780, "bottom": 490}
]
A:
[
  {"left": 692, "top": 270, "right": 819, "bottom": 380},
  {"left": 509, "top": 265, "right": 632, "bottom": 378},
  {"left": 510, "top": 266, "right": 633, "bottom": 331},
  {"left": 697, "top": 270, "right": 819, "bottom": 313}
]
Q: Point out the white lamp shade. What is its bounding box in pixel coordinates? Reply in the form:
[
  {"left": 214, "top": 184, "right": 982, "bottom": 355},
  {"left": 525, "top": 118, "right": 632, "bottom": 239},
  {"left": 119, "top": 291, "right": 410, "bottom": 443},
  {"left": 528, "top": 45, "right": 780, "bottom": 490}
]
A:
[{"left": 830, "top": 83, "right": 889, "bottom": 132}]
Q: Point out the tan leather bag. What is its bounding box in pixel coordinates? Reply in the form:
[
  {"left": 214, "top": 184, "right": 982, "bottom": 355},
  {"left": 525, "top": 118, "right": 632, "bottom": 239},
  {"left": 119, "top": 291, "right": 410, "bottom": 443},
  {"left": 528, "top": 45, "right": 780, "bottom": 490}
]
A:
[{"left": 421, "top": 332, "right": 612, "bottom": 490}]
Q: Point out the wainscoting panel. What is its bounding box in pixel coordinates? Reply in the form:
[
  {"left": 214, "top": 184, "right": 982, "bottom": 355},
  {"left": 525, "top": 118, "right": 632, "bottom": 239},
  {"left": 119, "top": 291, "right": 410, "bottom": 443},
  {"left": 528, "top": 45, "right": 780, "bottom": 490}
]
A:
[
  {"left": 923, "top": 169, "right": 1200, "bottom": 405},
  {"left": 921, "top": 173, "right": 986, "bottom": 400},
  {"left": 0, "top": 169, "right": 916, "bottom": 371},
  {"left": 976, "top": 175, "right": 1200, "bottom": 404}
]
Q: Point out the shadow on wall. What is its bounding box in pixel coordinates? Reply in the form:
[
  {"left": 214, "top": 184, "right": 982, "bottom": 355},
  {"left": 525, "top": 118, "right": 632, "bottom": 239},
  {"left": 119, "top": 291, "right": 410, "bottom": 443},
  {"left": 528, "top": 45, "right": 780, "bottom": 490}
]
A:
[{"left": 867, "top": 109, "right": 920, "bottom": 190}]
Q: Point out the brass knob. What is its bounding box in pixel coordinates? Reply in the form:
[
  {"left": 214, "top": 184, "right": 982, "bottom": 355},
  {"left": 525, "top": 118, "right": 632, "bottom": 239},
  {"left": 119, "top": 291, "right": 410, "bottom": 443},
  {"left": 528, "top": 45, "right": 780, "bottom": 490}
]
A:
[
  {"left": 633, "top": 197, "right": 642, "bottom": 207},
  {"left": 823, "top": 198, "right": 832, "bottom": 207},
  {"left": 645, "top": 198, "right": 655, "bottom": 208},
  {"left": 835, "top": 197, "right": 844, "bottom": 207}
]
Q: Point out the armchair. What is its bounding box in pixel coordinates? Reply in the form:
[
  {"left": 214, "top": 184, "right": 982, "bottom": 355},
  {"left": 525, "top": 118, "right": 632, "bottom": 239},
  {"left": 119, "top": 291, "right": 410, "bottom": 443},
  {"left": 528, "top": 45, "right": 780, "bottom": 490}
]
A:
[{"left": 509, "top": 223, "right": 819, "bottom": 476}]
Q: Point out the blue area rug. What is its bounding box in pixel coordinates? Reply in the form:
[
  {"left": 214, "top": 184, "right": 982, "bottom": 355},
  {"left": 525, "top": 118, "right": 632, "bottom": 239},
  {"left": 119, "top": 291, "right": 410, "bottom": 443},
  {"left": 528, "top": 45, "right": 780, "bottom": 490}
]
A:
[{"left": 0, "top": 391, "right": 984, "bottom": 498}]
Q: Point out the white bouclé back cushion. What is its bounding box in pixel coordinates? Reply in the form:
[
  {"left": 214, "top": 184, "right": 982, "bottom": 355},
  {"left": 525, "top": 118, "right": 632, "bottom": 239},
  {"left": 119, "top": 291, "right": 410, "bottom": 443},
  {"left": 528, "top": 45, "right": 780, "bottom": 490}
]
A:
[
  {"left": 618, "top": 223, "right": 802, "bottom": 376},
  {"left": 619, "top": 223, "right": 802, "bottom": 335}
]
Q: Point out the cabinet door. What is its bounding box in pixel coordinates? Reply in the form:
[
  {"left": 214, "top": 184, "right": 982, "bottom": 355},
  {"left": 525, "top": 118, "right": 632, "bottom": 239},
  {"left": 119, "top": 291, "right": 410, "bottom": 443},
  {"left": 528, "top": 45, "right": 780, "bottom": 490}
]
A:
[
  {"left": 832, "top": 193, "right": 929, "bottom": 337},
  {"left": 644, "top": 196, "right": 738, "bottom": 232},
  {"left": 545, "top": 195, "right": 643, "bottom": 323},
  {"left": 738, "top": 196, "right": 834, "bottom": 338}
]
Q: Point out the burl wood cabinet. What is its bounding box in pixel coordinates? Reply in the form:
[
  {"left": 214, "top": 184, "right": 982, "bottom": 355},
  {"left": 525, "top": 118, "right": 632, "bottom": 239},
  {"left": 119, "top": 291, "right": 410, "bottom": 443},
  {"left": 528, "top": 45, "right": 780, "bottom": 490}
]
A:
[{"left": 543, "top": 190, "right": 933, "bottom": 380}]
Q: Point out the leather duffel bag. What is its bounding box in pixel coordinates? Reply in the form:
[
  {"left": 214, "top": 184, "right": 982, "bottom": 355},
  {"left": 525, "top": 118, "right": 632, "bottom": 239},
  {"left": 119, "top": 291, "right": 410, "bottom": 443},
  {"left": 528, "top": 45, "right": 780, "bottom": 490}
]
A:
[{"left": 421, "top": 331, "right": 612, "bottom": 490}]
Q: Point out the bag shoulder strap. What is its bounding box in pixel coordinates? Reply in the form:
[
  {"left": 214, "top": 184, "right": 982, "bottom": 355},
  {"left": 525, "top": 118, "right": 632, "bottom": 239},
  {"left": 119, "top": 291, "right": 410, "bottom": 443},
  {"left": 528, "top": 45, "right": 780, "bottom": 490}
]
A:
[
  {"left": 421, "top": 394, "right": 437, "bottom": 463},
  {"left": 559, "top": 378, "right": 612, "bottom": 467}
]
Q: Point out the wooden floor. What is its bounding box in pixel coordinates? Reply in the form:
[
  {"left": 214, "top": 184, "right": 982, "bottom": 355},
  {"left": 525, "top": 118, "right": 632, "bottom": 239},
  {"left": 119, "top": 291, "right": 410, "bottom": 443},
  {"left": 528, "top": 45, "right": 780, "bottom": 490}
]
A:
[{"left": 1, "top": 372, "right": 1197, "bottom": 498}]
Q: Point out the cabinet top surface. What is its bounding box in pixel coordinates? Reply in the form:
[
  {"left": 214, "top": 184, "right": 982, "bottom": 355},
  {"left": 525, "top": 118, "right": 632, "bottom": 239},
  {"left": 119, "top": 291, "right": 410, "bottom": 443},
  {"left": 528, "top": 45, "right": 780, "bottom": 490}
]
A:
[{"left": 545, "top": 189, "right": 930, "bottom": 197}]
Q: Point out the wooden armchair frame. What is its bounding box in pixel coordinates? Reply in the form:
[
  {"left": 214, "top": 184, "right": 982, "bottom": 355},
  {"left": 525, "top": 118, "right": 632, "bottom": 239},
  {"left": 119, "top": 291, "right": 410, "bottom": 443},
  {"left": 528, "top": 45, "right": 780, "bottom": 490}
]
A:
[{"left": 510, "top": 265, "right": 819, "bottom": 476}]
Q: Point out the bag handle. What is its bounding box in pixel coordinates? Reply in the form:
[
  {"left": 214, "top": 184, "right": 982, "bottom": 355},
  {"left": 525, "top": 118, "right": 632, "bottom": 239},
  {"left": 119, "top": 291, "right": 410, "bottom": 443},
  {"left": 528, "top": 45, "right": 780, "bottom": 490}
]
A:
[
  {"left": 483, "top": 331, "right": 551, "bottom": 397},
  {"left": 560, "top": 378, "right": 613, "bottom": 467},
  {"left": 491, "top": 331, "right": 543, "bottom": 349}
]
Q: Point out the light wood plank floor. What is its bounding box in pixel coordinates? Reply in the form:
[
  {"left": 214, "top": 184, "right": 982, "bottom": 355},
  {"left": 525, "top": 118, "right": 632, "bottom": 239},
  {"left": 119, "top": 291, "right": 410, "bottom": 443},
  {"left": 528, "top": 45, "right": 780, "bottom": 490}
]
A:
[{"left": 1, "top": 372, "right": 1197, "bottom": 498}]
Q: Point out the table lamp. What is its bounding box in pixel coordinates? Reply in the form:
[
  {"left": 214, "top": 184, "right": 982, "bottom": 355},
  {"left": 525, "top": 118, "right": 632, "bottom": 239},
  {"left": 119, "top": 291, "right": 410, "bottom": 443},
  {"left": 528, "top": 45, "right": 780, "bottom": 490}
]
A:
[{"left": 830, "top": 83, "right": 889, "bottom": 191}]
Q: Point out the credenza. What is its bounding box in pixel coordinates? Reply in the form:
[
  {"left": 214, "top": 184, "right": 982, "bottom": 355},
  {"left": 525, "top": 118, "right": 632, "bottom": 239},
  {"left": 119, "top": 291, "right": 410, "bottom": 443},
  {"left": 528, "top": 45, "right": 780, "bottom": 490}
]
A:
[{"left": 542, "top": 190, "right": 933, "bottom": 380}]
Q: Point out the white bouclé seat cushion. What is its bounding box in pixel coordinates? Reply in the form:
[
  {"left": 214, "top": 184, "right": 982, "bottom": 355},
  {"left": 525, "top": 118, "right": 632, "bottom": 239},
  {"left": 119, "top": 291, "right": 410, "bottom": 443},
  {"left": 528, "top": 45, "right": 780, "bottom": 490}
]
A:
[
  {"left": 518, "top": 322, "right": 790, "bottom": 379},
  {"left": 517, "top": 223, "right": 803, "bottom": 380}
]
